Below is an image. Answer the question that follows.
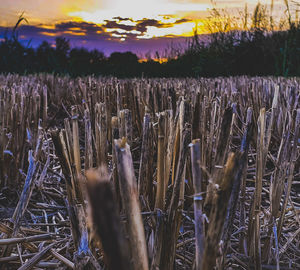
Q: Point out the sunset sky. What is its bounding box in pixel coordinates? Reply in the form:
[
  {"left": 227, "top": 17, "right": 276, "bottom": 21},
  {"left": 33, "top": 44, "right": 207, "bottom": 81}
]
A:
[{"left": 0, "top": 0, "right": 289, "bottom": 56}]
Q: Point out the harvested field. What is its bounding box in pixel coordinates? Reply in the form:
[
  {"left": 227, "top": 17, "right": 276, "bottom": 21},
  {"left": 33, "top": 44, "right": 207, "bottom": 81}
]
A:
[{"left": 0, "top": 74, "right": 299, "bottom": 269}]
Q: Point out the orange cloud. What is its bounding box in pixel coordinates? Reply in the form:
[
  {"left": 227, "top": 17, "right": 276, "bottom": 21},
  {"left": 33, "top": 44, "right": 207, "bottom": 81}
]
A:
[
  {"left": 63, "top": 30, "right": 86, "bottom": 36},
  {"left": 39, "top": 31, "right": 57, "bottom": 36}
]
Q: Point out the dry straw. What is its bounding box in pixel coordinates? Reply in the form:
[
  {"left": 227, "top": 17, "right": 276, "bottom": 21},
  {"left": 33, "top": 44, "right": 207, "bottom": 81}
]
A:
[{"left": 0, "top": 74, "right": 299, "bottom": 269}]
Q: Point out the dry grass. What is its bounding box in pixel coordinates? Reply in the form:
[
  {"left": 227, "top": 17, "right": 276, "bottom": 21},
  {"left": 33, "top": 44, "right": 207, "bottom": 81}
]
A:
[{"left": 0, "top": 74, "right": 299, "bottom": 269}]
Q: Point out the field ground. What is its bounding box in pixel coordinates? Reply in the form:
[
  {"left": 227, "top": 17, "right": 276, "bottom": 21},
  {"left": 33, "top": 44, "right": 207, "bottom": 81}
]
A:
[{"left": 0, "top": 75, "right": 299, "bottom": 269}]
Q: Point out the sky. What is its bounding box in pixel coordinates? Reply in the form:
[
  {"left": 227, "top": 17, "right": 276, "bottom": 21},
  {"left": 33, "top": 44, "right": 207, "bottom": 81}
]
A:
[{"left": 0, "top": 0, "right": 290, "bottom": 56}]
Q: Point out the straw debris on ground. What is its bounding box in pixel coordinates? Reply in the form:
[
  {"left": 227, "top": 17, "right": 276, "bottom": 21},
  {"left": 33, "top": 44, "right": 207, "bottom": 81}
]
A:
[{"left": 0, "top": 75, "right": 299, "bottom": 270}]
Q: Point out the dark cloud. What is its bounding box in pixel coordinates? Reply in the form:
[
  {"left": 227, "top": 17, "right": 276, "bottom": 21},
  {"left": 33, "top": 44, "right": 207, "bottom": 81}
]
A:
[
  {"left": 0, "top": 18, "right": 194, "bottom": 55},
  {"left": 112, "top": 16, "right": 133, "bottom": 21},
  {"left": 55, "top": 21, "right": 103, "bottom": 33},
  {"left": 103, "top": 20, "right": 135, "bottom": 31},
  {"left": 0, "top": 21, "right": 117, "bottom": 46},
  {"left": 135, "top": 17, "right": 192, "bottom": 32},
  {"left": 34, "top": 17, "right": 192, "bottom": 39},
  {"left": 101, "top": 17, "right": 184, "bottom": 33},
  {"left": 136, "top": 19, "right": 163, "bottom": 32},
  {"left": 102, "top": 17, "right": 192, "bottom": 34},
  {"left": 0, "top": 17, "right": 192, "bottom": 40},
  {"left": 175, "top": 18, "right": 190, "bottom": 24}
]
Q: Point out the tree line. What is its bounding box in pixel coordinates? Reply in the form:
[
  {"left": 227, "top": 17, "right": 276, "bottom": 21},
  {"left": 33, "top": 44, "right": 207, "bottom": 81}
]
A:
[{"left": 0, "top": 3, "right": 300, "bottom": 77}]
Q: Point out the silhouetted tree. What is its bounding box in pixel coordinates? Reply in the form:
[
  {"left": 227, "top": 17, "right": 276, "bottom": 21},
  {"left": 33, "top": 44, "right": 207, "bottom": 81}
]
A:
[
  {"left": 89, "top": 49, "right": 106, "bottom": 75},
  {"left": 36, "top": 41, "right": 56, "bottom": 73},
  {"left": 108, "top": 52, "right": 139, "bottom": 77},
  {"left": 55, "top": 37, "right": 70, "bottom": 73}
]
